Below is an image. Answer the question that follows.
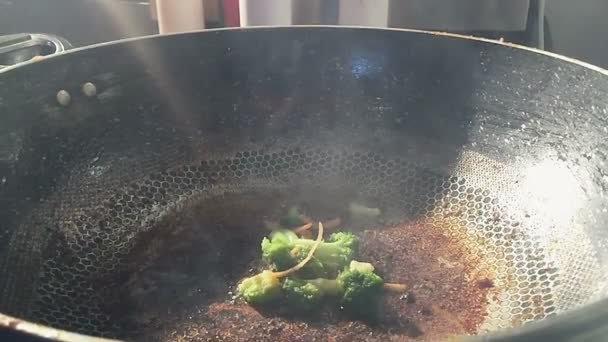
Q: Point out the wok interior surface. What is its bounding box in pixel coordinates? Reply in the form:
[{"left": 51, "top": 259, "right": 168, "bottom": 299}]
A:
[
  {"left": 1, "top": 142, "right": 602, "bottom": 342},
  {"left": 0, "top": 27, "right": 608, "bottom": 341},
  {"left": 112, "top": 155, "right": 505, "bottom": 341}
]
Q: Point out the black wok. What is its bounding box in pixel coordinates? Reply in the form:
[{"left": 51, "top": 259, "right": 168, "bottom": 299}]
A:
[{"left": 0, "top": 26, "right": 607, "bottom": 341}]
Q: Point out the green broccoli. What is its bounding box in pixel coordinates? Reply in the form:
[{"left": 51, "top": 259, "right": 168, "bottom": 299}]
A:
[
  {"left": 279, "top": 206, "right": 306, "bottom": 228},
  {"left": 281, "top": 278, "right": 322, "bottom": 312},
  {"left": 338, "top": 261, "right": 384, "bottom": 313},
  {"left": 261, "top": 230, "right": 358, "bottom": 277},
  {"left": 238, "top": 222, "right": 326, "bottom": 305},
  {"left": 239, "top": 222, "right": 407, "bottom": 312},
  {"left": 237, "top": 270, "right": 282, "bottom": 305},
  {"left": 281, "top": 261, "right": 384, "bottom": 315}
]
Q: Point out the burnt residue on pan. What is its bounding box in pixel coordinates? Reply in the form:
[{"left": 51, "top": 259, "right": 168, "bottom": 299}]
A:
[{"left": 114, "top": 191, "right": 498, "bottom": 341}]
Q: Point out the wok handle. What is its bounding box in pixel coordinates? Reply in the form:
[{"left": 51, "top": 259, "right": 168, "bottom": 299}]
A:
[{"left": 0, "top": 33, "right": 72, "bottom": 68}]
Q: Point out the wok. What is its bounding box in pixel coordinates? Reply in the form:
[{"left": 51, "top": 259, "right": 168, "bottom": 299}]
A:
[{"left": 0, "top": 26, "right": 607, "bottom": 341}]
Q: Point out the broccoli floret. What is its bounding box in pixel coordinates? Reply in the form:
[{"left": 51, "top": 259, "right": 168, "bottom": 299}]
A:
[
  {"left": 281, "top": 261, "right": 383, "bottom": 315},
  {"left": 281, "top": 278, "right": 322, "bottom": 312},
  {"left": 261, "top": 230, "right": 326, "bottom": 278},
  {"left": 261, "top": 230, "right": 298, "bottom": 267},
  {"left": 279, "top": 206, "right": 306, "bottom": 228},
  {"left": 261, "top": 230, "right": 358, "bottom": 277},
  {"left": 327, "top": 231, "right": 359, "bottom": 251},
  {"left": 237, "top": 270, "right": 281, "bottom": 305},
  {"left": 239, "top": 222, "right": 327, "bottom": 306},
  {"left": 337, "top": 262, "right": 383, "bottom": 314}
]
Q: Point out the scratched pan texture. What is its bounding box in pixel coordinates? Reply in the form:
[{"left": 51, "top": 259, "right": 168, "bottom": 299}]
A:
[{"left": 0, "top": 27, "right": 607, "bottom": 341}]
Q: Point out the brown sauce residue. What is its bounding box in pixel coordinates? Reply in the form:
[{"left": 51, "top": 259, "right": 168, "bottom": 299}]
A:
[
  {"left": 118, "top": 193, "right": 496, "bottom": 341},
  {"left": 123, "top": 221, "right": 494, "bottom": 342},
  {"left": 359, "top": 221, "right": 494, "bottom": 340}
]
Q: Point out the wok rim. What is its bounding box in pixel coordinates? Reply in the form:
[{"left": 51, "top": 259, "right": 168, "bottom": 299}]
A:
[{"left": 1, "top": 25, "right": 607, "bottom": 76}]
